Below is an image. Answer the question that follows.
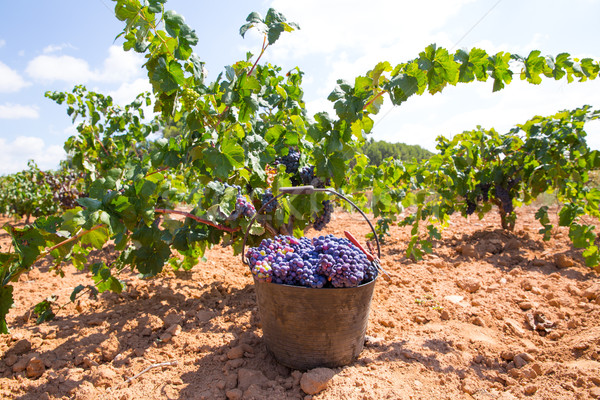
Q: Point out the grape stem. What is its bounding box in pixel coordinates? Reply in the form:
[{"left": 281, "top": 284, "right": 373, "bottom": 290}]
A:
[
  {"left": 154, "top": 209, "right": 240, "bottom": 233},
  {"left": 34, "top": 224, "right": 105, "bottom": 265}
]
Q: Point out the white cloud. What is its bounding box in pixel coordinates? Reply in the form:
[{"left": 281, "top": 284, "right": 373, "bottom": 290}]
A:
[
  {"left": 0, "top": 61, "right": 30, "bottom": 93},
  {"left": 25, "top": 45, "right": 145, "bottom": 86},
  {"left": 43, "top": 43, "right": 76, "bottom": 54},
  {"left": 267, "top": 0, "right": 475, "bottom": 60},
  {"left": 25, "top": 54, "right": 94, "bottom": 85},
  {"left": 0, "top": 104, "right": 39, "bottom": 119},
  {"left": 0, "top": 137, "right": 65, "bottom": 175},
  {"left": 98, "top": 45, "right": 145, "bottom": 83},
  {"left": 107, "top": 78, "right": 153, "bottom": 107}
]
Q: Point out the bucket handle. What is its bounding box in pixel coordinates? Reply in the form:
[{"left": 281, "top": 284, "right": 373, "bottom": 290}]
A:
[{"left": 241, "top": 185, "right": 381, "bottom": 266}]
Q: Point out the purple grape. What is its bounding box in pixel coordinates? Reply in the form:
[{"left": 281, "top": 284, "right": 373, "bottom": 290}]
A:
[{"left": 246, "top": 234, "right": 377, "bottom": 288}]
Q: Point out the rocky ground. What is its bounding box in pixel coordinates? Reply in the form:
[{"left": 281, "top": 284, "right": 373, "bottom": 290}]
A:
[{"left": 1, "top": 205, "right": 600, "bottom": 399}]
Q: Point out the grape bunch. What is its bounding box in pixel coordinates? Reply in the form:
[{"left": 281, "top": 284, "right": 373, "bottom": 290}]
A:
[
  {"left": 246, "top": 234, "right": 377, "bottom": 288},
  {"left": 180, "top": 87, "right": 200, "bottom": 110},
  {"left": 274, "top": 148, "right": 300, "bottom": 174},
  {"left": 261, "top": 189, "right": 278, "bottom": 213},
  {"left": 299, "top": 165, "right": 326, "bottom": 188},
  {"left": 465, "top": 199, "right": 477, "bottom": 216},
  {"left": 313, "top": 200, "right": 333, "bottom": 230},
  {"left": 476, "top": 182, "right": 491, "bottom": 202},
  {"left": 224, "top": 183, "right": 256, "bottom": 220},
  {"left": 494, "top": 185, "right": 513, "bottom": 214}
]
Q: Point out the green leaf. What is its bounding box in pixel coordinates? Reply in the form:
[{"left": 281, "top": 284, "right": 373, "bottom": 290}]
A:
[
  {"left": 81, "top": 226, "right": 109, "bottom": 250},
  {"left": 489, "top": 52, "right": 513, "bottom": 92},
  {"left": 205, "top": 141, "right": 245, "bottom": 179},
  {"left": 70, "top": 285, "right": 86, "bottom": 302},
  {"left": 0, "top": 285, "right": 14, "bottom": 334},
  {"left": 148, "top": 0, "right": 166, "bottom": 13},
  {"left": 149, "top": 56, "right": 180, "bottom": 94},
  {"left": 77, "top": 197, "right": 102, "bottom": 211},
  {"left": 33, "top": 295, "right": 57, "bottom": 324},
  {"left": 386, "top": 73, "right": 419, "bottom": 105}
]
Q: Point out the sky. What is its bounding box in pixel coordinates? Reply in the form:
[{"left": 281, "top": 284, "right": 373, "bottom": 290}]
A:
[{"left": 1, "top": 0, "right": 600, "bottom": 175}]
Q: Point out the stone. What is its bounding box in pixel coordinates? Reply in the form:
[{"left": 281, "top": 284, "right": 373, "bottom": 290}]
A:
[
  {"left": 163, "top": 312, "right": 183, "bottom": 327},
  {"left": 445, "top": 295, "right": 465, "bottom": 304},
  {"left": 196, "top": 310, "right": 213, "bottom": 323},
  {"left": 461, "top": 378, "right": 477, "bottom": 395},
  {"left": 12, "top": 356, "right": 30, "bottom": 373},
  {"left": 518, "top": 301, "right": 534, "bottom": 311},
  {"left": 503, "top": 319, "right": 526, "bottom": 338},
  {"left": 243, "top": 384, "right": 266, "bottom": 399},
  {"left": 520, "top": 280, "right": 533, "bottom": 291},
  {"left": 440, "top": 310, "right": 451, "bottom": 320},
  {"left": 524, "top": 385, "right": 538, "bottom": 396},
  {"left": 583, "top": 284, "right": 600, "bottom": 300},
  {"left": 26, "top": 357, "right": 45, "bottom": 379},
  {"left": 457, "top": 278, "right": 481, "bottom": 293},
  {"left": 461, "top": 244, "right": 478, "bottom": 258},
  {"left": 227, "top": 344, "right": 253, "bottom": 360},
  {"left": 555, "top": 254, "right": 574, "bottom": 269},
  {"left": 225, "top": 359, "right": 245, "bottom": 370},
  {"left": 300, "top": 368, "right": 335, "bottom": 395},
  {"left": 10, "top": 339, "right": 32, "bottom": 355},
  {"left": 90, "top": 366, "right": 117, "bottom": 388},
  {"left": 100, "top": 336, "right": 120, "bottom": 362},
  {"left": 226, "top": 389, "right": 243, "bottom": 400},
  {"left": 4, "top": 353, "right": 18, "bottom": 367},
  {"left": 590, "top": 387, "right": 600, "bottom": 398},
  {"left": 513, "top": 353, "right": 533, "bottom": 369},
  {"left": 504, "top": 239, "right": 521, "bottom": 252},
  {"left": 237, "top": 368, "right": 269, "bottom": 392},
  {"left": 166, "top": 324, "right": 182, "bottom": 337}
]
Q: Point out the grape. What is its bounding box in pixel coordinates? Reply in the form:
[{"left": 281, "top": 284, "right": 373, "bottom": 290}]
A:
[
  {"left": 224, "top": 183, "right": 255, "bottom": 220},
  {"left": 246, "top": 234, "right": 378, "bottom": 288},
  {"left": 494, "top": 185, "right": 513, "bottom": 214},
  {"left": 180, "top": 87, "right": 199, "bottom": 110},
  {"left": 299, "top": 165, "right": 326, "bottom": 188},
  {"left": 313, "top": 200, "right": 333, "bottom": 231},
  {"left": 274, "top": 149, "right": 300, "bottom": 174},
  {"left": 465, "top": 199, "right": 476, "bottom": 215},
  {"left": 261, "top": 189, "right": 278, "bottom": 213},
  {"left": 477, "top": 183, "right": 491, "bottom": 203}
]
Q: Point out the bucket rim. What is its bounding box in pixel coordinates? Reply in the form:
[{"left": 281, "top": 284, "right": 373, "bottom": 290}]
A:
[{"left": 253, "top": 275, "right": 378, "bottom": 290}]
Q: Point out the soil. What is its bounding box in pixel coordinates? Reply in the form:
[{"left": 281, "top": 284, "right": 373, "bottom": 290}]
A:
[{"left": 2, "top": 205, "right": 600, "bottom": 400}]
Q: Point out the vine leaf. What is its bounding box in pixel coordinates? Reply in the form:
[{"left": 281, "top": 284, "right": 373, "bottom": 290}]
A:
[
  {"left": 239, "top": 8, "right": 299, "bottom": 45},
  {"left": 0, "top": 285, "right": 14, "bottom": 334}
]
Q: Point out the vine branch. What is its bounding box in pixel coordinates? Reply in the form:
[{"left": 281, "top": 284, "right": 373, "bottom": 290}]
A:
[{"left": 154, "top": 209, "right": 240, "bottom": 233}]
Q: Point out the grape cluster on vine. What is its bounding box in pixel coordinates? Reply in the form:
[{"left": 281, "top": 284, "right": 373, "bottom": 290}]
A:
[
  {"left": 261, "top": 188, "right": 277, "bottom": 213},
  {"left": 246, "top": 234, "right": 377, "bottom": 288},
  {"left": 273, "top": 148, "right": 300, "bottom": 174},
  {"left": 313, "top": 200, "right": 333, "bottom": 230},
  {"left": 224, "top": 183, "right": 255, "bottom": 220},
  {"left": 180, "top": 87, "right": 200, "bottom": 110},
  {"left": 299, "top": 165, "right": 326, "bottom": 188}
]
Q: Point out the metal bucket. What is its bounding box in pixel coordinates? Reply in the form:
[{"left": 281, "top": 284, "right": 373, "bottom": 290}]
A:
[
  {"left": 253, "top": 277, "right": 377, "bottom": 370},
  {"left": 242, "top": 186, "right": 382, "bottom": 370}
]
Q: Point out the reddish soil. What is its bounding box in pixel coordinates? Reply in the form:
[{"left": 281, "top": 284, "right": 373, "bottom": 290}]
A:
[{"left": 1, "top": 205, "right": 600, "bottom": 400}]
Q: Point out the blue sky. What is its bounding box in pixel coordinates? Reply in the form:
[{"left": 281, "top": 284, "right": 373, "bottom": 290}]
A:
[{"left": 1, "top": 0, "right": 600, "bottom": 175}]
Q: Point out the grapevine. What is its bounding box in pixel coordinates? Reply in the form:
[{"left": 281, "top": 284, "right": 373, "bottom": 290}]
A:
[{"left": 0, "top": 0, "right": 598, "bottom": 334}]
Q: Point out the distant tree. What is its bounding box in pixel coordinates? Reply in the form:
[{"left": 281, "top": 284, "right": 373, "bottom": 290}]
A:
[{"left": 361, "top": 138, "right": 432, "bottom": 165}]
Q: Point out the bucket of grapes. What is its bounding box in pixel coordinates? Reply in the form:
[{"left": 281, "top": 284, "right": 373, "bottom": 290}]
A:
[{"left": 242, "top": 186, "right": 384, "bottom": 370}]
